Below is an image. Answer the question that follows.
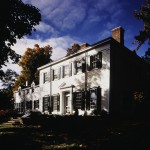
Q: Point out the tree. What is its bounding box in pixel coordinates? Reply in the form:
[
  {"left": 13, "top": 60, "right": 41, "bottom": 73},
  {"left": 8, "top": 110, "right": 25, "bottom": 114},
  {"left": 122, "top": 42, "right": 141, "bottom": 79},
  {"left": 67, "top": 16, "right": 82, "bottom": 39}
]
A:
[
  {"left": 14, "top": 44, "right": 52, "bottom": 91},
  {"left": 0, "top": 0, "right": 41, "bottom": 70},
  {"left": 0, "top": 69, "right": 18, "bottom": 110},
  {"left": 1, "top": 69, "right": 18, "bottom": 89},
  {"left": 134, "top": 0, "right": 150, "bottom": 51},
  {"left": 66, "top": 43, "right": 80, "bottom": 56}
]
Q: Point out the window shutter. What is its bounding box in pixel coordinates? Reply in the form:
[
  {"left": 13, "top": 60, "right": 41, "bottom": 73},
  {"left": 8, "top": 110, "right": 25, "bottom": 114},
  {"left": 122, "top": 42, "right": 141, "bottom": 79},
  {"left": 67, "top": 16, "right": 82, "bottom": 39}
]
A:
[
  {"left": 69, "top": 63, "right": 72, "bottom": 76},
  {"left": 62, "top": 66, "right": 64, "bottom": 78},
  {"left": 57, "top": 94, "right": 60, "bottom": 111},
  {"left": 82, "top": 62, "right": 86, "bottom": 73},
  {"left": 73, "top": 92, "right": 76, "bottom": 110},
  {"left": 51, "top": 69, "right": 54, "bottom": 81},
  {"left": 74, "top": 61, "right": 77, "bottom": 75},
  {"left": 59, "top": 67, "right": 61, "bottom": 79},
  {"left": 86, "top": 90, "right": 90, "bottom": 110},
  {"left": 81, "top": 91, "right": 85, "bottom": 110},
  {"left": 96, "top": 52, "right": 102, "bottom": 68},
  {"left": 90, "top": 55, "right": 93, "bottom": 70}
]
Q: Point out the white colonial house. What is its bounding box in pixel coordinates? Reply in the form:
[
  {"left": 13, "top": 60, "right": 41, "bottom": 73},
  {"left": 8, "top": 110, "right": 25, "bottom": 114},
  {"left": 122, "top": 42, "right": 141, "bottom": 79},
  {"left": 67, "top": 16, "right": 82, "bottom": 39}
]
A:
[{"left": 14, "top": 27, "right": 150, "bottom": 116}]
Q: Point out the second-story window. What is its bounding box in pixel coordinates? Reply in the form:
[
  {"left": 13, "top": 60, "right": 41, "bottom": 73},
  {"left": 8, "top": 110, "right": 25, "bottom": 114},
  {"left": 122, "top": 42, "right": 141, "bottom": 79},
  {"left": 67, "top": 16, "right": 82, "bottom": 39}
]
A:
[
  {"left": 74, "top": 58, "right": 86, "bottom": 74},
  {"left": 53, "top": 68, "right": 60, "bottom": 80},
  {"left": 43, "top": 72, "right": 49, "bottom": 83},
  {"left": 90, "top": 52, "right": 102, "bottom": 70},
  {"left": 63, "top": 65, "right": 70, "bottom": 77}
]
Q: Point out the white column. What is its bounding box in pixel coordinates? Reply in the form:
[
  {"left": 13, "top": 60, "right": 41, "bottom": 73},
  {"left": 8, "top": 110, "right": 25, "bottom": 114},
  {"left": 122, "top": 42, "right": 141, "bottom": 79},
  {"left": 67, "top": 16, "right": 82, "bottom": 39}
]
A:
[
  {"left": 60, "top": 92, "right": 64, "bottom": 115},
  {"left": 70, "top": 88, "right": 73, "bottom": 114}
]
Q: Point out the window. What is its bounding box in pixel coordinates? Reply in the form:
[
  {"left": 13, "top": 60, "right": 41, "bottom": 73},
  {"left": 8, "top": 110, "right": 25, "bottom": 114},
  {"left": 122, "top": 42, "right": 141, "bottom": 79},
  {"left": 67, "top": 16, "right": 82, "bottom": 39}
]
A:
[
  {"left": 73, "top": 91, "right": 85, "bottom": 110},
  {"left": 74, "top": 58, "right": 86, "bottom": 74},
  {"left": 90, "top": 52, "right": 102, "bottom": 70},
  {"left": 34, "top": 100, "right": 39, "bottom": 109},
  {"left": 86, "top": 87, "right": 101, "bottom": 111},
  {"left": 53, "top": 68, "right": 60, "bottom": 80},
  {"left": 26, "top": 101, "right": 32, "bottom": 110},
  {"left": 43, "top": 72, "right": 49, "bottom": 83},
  {"left": 43, "top": 97, "right": 49, "bottom": 112},
  {"left": 75, "top": 92, "right": 82, "bottom": 109},
  {"left": 63, "top": 65, "right": 70, "bottom": 77},
  {"left": 52, "top": 94, "right": 60, "bottom": 111},
  {"left": 90, "top": 89, "right": 97, "bottom": 109}
]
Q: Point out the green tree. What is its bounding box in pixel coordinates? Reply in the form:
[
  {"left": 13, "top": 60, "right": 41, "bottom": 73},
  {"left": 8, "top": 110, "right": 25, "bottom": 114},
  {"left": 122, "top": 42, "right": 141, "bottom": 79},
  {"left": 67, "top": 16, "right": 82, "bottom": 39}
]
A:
[
  {"left": 0, "top": 69, "right": 18, "bottom": 110},
  {"left": 14, "top": 44, "right": 52, "bottom": 91},
  {"left": 134, "top": 0, "right": 150, "bottom": 51},
  {"left": 0, "top": 0, "right": 41, "bottom": 70}
]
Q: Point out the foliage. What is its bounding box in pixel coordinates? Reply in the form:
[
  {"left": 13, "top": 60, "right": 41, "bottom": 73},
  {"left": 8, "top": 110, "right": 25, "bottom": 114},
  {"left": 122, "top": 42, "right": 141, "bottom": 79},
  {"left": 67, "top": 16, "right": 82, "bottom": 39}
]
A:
[
  {"left": 134, "top": 0, "right": 150, "bottom": 51},
  {"left": 142, "top": 48, "right": 150, "bottom": 63},
  {"left": 0, "top": 69, "right": 18, "bottom": 110},
  {"left": 66, "top": 43, "right": 80, "bottom": 56},
  {"left": 0, "top": 89, "right": 14, "bottom": 110},
  {"left": 14, "top": 44, "right": 53, "bottom": 90},
  {"left": 0, "top": 0, "right": 41, "bottom": 70},
  {"left": 1, "top": 69, "right": 18, "bottom": 89}
]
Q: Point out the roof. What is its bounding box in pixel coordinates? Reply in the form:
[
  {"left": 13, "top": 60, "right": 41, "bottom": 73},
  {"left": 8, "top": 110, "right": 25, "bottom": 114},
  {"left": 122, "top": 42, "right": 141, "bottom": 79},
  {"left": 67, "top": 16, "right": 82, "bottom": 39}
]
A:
[{"left": 38, "top": 37, "right": 112, "bottom": 71}]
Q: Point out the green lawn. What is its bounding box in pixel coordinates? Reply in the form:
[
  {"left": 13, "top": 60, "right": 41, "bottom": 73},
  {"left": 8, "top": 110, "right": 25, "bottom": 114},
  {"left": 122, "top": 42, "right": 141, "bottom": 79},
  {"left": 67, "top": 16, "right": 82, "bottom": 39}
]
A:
[{"left": 0, "top": 118, "right": 150, "bottom": 150}]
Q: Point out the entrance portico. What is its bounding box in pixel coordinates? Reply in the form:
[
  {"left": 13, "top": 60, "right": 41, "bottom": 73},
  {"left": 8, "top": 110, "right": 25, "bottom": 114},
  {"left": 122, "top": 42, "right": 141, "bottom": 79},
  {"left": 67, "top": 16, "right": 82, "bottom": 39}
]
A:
[{"left": 59, "top": 83, "right": 74, "bottom": 115}]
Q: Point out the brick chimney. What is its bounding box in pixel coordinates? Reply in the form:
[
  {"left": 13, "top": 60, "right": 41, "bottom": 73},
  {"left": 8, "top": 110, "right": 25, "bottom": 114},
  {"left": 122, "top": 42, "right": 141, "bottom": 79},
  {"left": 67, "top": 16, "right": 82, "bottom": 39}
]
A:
[{"left": 112, "top": 26, "right": 124, "bottom": 46}]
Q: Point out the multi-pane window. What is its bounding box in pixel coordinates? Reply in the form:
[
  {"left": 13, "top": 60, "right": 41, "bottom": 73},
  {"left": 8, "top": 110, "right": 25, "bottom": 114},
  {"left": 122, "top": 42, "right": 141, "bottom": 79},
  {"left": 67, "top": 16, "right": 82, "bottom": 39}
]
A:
[
  {"left": 34, "top": 100, "right": 39, "bottom": 109},
  {"left": 90, "top": 52, "right": 102, "bottom": 69},
  {"left": 43, "top": 72, "right": 49, "bottom": 83},
  {"left": 26, "top": 101, "right": 32, "bottom": 110},
  {"left": 43, "top": 97, "right": 49, "bottom": 111},
  {"left": 63, "top": 65, "right": 70, "bottom": 77},
  {"left": 52, "top": 95, "right": 60, "bottom": 111},
  {"left": 76, "top": 60, "right": 82, "bottom": 73},
  {"left": 89, "top": 89, "right": 97, "bottom": 109},
  {"left": 53, "top": 68, "right": 60, "bottom": 80},
  {"left": 74, "top": 58, "right": 86, "bottom": 74},
  {"left": 73, "top": 91, "right": 85, "bottom": 110},
  {"left": 75, "top": 92, "right": 82, "bottom": 109}
]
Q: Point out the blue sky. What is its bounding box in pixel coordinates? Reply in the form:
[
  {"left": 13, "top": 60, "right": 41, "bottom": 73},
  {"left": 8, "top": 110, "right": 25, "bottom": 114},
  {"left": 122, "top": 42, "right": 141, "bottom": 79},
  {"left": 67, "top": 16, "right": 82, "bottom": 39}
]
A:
[{"left": 2, "top": 0, "right": 148, "bottom": 74}]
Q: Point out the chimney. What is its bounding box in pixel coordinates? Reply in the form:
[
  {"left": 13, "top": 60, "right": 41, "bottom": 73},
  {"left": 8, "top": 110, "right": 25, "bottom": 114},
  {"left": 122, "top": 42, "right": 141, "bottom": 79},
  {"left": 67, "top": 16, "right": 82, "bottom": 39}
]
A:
[{"left": 112, "top": 26, "right": 124, "bottom": 46}]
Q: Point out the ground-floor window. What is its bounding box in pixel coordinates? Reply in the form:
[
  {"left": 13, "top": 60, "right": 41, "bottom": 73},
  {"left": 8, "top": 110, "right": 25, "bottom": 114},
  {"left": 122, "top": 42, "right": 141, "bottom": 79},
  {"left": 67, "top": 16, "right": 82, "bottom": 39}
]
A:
[
  {"left": 73, "top": 86, "right": 101, "bottom": 112},
  {"left": 15, "top": 102, "right": 24, "bottom": 114},
  {"left": 34, "top": 100, "right": 39, "bottom": 109},
  {"left": 43, "top": 97, "right": 49, "bottom": 112},
  {"left": 73, "top": 91, "right": 85, "bottom": 110},
  {"left": 87, "top": 86, "right": 101, "bottom": 111},
  {"left": 26, "top": 101, "right": 32, "bottom": 110},
  {"left": 52, "top": 94, "right": 60, "bottom": 111}
]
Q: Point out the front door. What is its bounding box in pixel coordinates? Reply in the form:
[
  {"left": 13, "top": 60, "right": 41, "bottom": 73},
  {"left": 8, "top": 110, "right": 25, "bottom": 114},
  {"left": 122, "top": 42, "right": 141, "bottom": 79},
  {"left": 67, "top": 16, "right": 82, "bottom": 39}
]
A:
[{"left": 64, "top": 92, "right": 71, "bottom": 114}]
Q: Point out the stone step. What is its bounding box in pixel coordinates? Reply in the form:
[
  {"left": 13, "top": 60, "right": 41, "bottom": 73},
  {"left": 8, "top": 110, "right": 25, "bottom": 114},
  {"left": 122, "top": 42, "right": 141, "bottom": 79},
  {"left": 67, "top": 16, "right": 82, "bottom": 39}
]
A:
[{"left": 7, "top": 120, "right": 15, "bottom": 124}]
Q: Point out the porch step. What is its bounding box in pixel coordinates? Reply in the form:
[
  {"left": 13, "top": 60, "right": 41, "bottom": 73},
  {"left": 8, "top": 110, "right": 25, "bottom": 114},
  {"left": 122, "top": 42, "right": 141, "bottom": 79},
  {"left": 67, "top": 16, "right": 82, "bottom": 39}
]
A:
[{"left": 2, "top": 117, "right": 23, "bottom": 126}]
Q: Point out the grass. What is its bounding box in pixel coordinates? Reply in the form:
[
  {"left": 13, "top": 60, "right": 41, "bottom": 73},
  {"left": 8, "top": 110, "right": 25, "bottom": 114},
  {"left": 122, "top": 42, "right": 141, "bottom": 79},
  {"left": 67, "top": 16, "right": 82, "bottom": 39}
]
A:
[{"left": 0, "top": 117, "right": 150, "bottom": 150}]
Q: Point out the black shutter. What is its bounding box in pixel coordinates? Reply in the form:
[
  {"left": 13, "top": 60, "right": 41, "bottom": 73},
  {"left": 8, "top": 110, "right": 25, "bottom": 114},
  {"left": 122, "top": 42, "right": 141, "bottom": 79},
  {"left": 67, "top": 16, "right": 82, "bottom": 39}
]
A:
[
  {"left": 73, "top": 92, "right": 76, "bottom": 110},
  {"left": 90, "top": 55, "right": 93, "bottom": 70},
  {"left": 69, "top": 63, "right": 72, "bottom": 76},
  {"left": 59, "top": 67, "right": 61, "bottom": 79},
  {"left": 57, "top": 94, "right": 60, "bottom": 111},
  {"left": 86, "top": 90, "right": 90, "bottom": 110},
  {"left": 96, "top": 86, "right": 101, "bottom": 113},
  {"left": 82, "top": 62, "right": 86, "bottom": 73},
  {"left": 74, "top": 60, "right": 77, "bottom": 75},
  {"left": 81, "top": 91, "right": 85, "bottom": 110},
  {"left": 51, "top": 69, "right": 54, "bottom": 81},
  {"left": 96, "top": 52, "right": 102, "bottom": 68}
]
